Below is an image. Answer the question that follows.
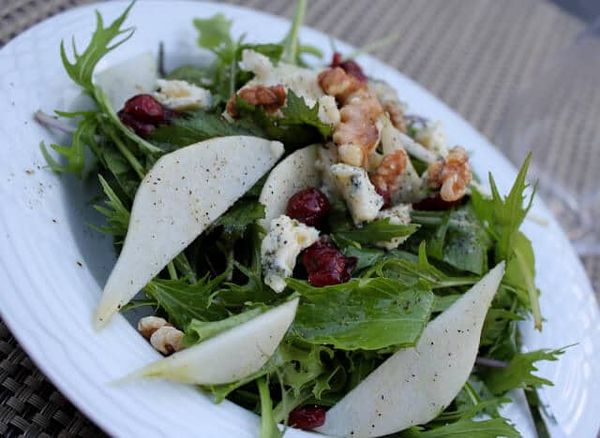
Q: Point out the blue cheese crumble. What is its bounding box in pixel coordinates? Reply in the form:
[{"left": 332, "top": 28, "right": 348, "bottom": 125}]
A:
[
  {"left": 330, "top": 163, "right": 384, "bottom": 225},
  {"left": 375, "top": 204, "right": 413, "bottom": 250},
  {"left": 261, "top": 215, "right": 319, "bottom": 292},
  {"left": 414, "top": 120, "right": 448, "bottom": 157},
  {"left": 154, "top": 79, "right": 212, "bottom": 111}
]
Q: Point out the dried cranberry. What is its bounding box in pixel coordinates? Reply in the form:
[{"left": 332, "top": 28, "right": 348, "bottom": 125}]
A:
[
  {"left": 117, "top": 110, "right": 157, "bottom": 137},
  {"left": 122, "top": 94, "right": 166, "bottom": 124},
  {"left": 118, "top": 94, "right": 180, "bottom": 138},
  {"left": 330, "top": 51, "right": 367, "bottom": 82},
  {"left": 289, "top": 405, "right": 326, "bottom": 430},
  {"left": 302, "top": 237, "right": 357, "bottom": 286},
  {"left": 286, "top": 187, "right": 330, "bottom": 227},
  {"left": 413, "top": 194, "right": 464, "bottom": 211}
]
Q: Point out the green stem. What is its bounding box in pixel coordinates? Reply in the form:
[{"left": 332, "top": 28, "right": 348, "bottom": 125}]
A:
[
  {"left": 167, "top": 262, "right": 178, "bottom": 280},
  {"left": 463, "top": 380, "right": 481, "bottom": 406},
  {"left": 525, "top": 389, "right": 551, "bottom": 438},
  {"left": 229, "top": 39, "right": 240, "bottom": 97},
  {"left": 281, "top": 0, "right": 307, "bottom": 64},
  {"left": 174, "top": 253, "right": 197, "bottom": 282},
  {"left": 106, "top": 128, "right": 145, "bottom": 179},
  {"left": 345, "top": 31, "right": 402, "bottom": 60},
  {"left": 514, "top": 247, "right": 542, "bottom": 330},
  {"left": 435, "top": 278, "right": 478, "bottom": 289},
  {"left": 257, "top": 377, "right": 280, "bottom": 438}
]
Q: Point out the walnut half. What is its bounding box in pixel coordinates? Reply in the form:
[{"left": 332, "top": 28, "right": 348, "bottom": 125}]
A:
[
  {"left": 426, "top": 146, "right": 471, "bottom": 202},
  {"left": 371, "top": 148, "right": 409, "bottom": 194},
  {"left": 227, "top": 84, "right": 287, "bottom": 117}
]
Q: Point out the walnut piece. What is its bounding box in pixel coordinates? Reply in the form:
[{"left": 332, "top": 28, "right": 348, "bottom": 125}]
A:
[
  {"left": 319, "top": 68, "right": 383, "bottom": 168},
  {"left": 226, "top": 84, "right": 287, "bottom": 117},
  {"left": 150, "top": 326, "right": 185, "bottom": 355},
  {"left": 137, "top": 316, "right": 169, "bottom": 339},
  {"left": 382, "top": 101, "right": 407, "bottom": 133},
  {"left": 371, "top": 149, "right": 409, "bottom": 194},
  {"left": 318, "top": 67, "right": 363, "bottom": 102},
  {"left": 426, "top": 146, "right": 471, "bottom": 202}
]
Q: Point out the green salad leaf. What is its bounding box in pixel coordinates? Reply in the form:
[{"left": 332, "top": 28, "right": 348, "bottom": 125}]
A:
[
  {"left": 184, "top": 306, "right": 264, "bottom": 346},
  {"left": 400, "top": 418, "right": 519, "bottom": 438},
  {"left": 340, "top": 245, "right": 385, "bottom": 271},
  {"left": 471, "top": 155, "right": 541, "bottom": 329},
  {"left": 193, "top": 14, "right": 234, "bottom": 50},
  {"left": 334, "top": 218, "right": 419, "bottom": 245},
  {"left": 40, "top": 111, "right": 98, "bottom": 175},
  {"left": 214, "top": 199, "right": 266, "bottom": 237},
  {"left": 472, "top": 154, "right": 535, "bottom": 261},
  {"left": 482, "top": 348, "right": 566, "bottom": 395},
  {"left": 144, "top": 275, "right": 228, "bottom": 328},
  {"left": 288, "top": 277, "right": 434, "bottom": 350},
  {"left": 150, "top": 111, "right": 262, "bottom": 147},
  {"left": 60, "top": 3, "right": 134, "bottom": 93},
  {"left": 92, "top": 175, "right": 130, "bottom": 239},
  {"left": 364, "top": 245, "right": 477, "bottom": 290},
  {"left": 280, "top": 91, "right": 334, "bottom": 138},
  {"left": 409, "top": 207, "right": 491, "bottom": 275}
]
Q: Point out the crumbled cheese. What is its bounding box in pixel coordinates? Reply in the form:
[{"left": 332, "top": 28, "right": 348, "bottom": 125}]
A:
[
  {"left": 370, "top": 79, "right": 407, "bottom": 110},
  {"left": 261, "top": 215, "right": 319, "bottom": 292},
  {"left": 414, "top": 121, "right": 448, "bottom": 157},
  {"left": 240, "top": 50, "right": 340, "bottom": 125},
  {"left": 375, "top": 204, "right": 413, "bottom": 250},
  {"left": 154, "top": 79, "right": 212, "bottom": 111},
  {"left": 381, "top": 117, "right": 436, "bottom": 163},
  {"left": 330, "top": 163, "right": 384, "bottom": 225},
  {"left": 317, "top": 95, "right": 341, "bottom": 125}
]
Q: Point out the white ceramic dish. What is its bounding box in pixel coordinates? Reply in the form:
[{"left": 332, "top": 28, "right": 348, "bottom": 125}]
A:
[{"left": 0, "top": 1, "right": 599, "bottom": 437}]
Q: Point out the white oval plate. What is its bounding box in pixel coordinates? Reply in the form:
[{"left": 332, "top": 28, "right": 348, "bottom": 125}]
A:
[{"left": 0, "top": 1, "right": 599, "bottom": 437}]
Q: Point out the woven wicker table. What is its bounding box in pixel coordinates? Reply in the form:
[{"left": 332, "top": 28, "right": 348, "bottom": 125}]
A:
[{"left": 0, "top": 0, "right": 596, "bottom": 436}]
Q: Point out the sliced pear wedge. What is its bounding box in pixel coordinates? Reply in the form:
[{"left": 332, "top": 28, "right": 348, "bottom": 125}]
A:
[
  {"left": 94, "top": 52, "right": 158, "bottom": 111},
  {"left": 126, "top": 298, "right": 299, "bottom": 385},
  {"left": 258, "top": 144, "right": 320, "bottom": 230},
  {"left": 95, "top": 137, "right": 284, "bottom": 327},
  {"left": 317, "top": 262, "right": 505, "bottom": 438}
]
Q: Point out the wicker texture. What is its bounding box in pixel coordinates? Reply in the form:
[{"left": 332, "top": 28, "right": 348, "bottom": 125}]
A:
[{"left": 0, "top": 0, "right": 595, "bottom": 435}]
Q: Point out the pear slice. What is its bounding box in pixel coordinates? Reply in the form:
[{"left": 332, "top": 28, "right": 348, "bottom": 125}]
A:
[
  {"left": 127, "top": 298, "right": 299, "bottom": 385},
  {"left": 317, "top": 262, "right": 505, "bottom": 438},
  {"left": 95, "top": 137, "right": 284, "bottom": 327},
  {"left": 94, "top": 52, "right": 158, "bottom": 111},
  {"left": 258, "top": 144, "right": 320, "bottom": 230}
]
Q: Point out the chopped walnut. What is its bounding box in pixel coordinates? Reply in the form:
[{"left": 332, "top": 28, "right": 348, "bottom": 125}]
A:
[
  {"left": 371, "top": 149, "right": 409, "bottom": 194},
  {"left": 226, "top": 84, "right": 287, "bottom": 117},
  {"left": 150, "top": 326, "right": 185, "bottom": 355},
  {"left": 426, "top": 146, "right": 471, "bottom": 202},
  {"left": 319, "top": 68, "right": 383, "bottom": 168},
  {"left": 382, "top": 101, "right": 407, "bottom": 133},
  {"left": 137, "top": 316, "right": 169, "bottom": 339},
  {"left": 318, "top": 67, "right": 364, "bottom": 102}
]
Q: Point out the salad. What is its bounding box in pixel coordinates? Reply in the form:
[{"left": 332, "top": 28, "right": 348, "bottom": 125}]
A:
[{"left": 36, "top": 1, "right": 565, "bottom": 437}]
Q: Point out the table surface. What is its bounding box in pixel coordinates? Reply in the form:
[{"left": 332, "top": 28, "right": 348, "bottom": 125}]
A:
[{"left": 0, "top": 0, "right": 597, "bottom": 436}]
